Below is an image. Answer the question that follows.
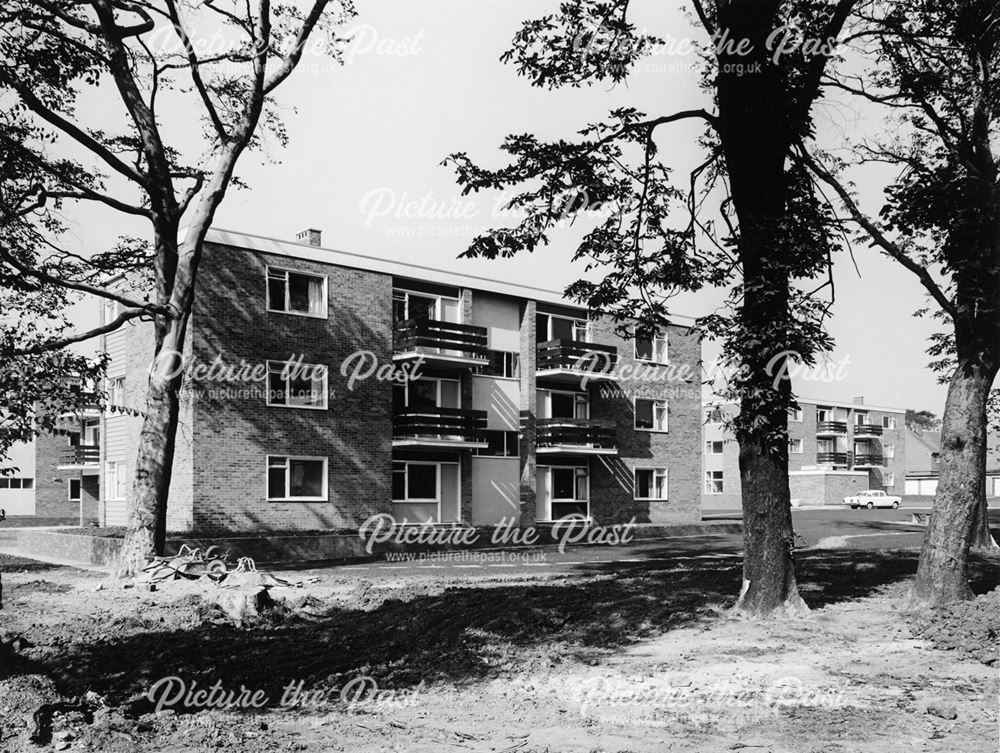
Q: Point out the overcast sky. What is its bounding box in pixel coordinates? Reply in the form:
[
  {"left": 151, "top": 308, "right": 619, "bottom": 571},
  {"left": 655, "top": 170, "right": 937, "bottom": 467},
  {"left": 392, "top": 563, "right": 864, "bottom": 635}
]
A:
[{"left": 53, "top": 0, "right": 947, "bottom": 413}]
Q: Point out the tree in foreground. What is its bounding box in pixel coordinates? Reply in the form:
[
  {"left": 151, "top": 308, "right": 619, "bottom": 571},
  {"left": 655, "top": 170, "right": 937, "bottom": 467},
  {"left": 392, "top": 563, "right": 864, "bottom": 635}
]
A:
[
  {"left": 0, "top": 0, "right": 357, "bottom": 574},
  {"left": 803, "top": 0, "right": 1000, "bottom": 604},
  {"left": 446, "top": 0, "right": 855, "bottom": 616}
]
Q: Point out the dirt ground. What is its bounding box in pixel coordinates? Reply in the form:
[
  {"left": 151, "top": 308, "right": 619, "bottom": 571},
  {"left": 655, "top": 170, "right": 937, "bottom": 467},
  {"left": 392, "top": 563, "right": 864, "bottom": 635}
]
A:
[{"left": 0, "top": 549, "right": 997, "bottom": 752}]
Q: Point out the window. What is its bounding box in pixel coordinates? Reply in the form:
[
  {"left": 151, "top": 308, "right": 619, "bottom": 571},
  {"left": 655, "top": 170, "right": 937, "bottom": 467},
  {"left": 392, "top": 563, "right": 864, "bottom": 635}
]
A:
[
  {"left": 267, "top": 456, "right": 327, "bottom": 501},
  {"left": 105, "top": 461, "right": 127, "bottom": 500},
  {"left": 103, "top": 297, "right": 120, "bottom": 323},
  {"left": 883, "top": 443, "right": 895, "bottom": 459},
  {"left": 392, "top": 462, "right": 438, "bottom": 501},
  {"left": 634, "top": 333, "right": 668, "bottom": 364},
  {"left": 789, "top": 407, "right": 803, "bottom": 422},
  {"left": 635, "top": 398, "right": 668, "bottom": 431},
  {"left": 705, "top": 470, "right": 724, "bottom": 494},
  {"left": 0, "top": 477, "right": 34, "bottom": 490},
  {"left": 788, "top": 438, "right": 803, "bottom": 454},
  {"left": 855, "top": 412, "right": 868, "bottom": 426},
  {"left": 67, "top": 431, "right": 81, "bottom": 446},
  {"left": 108, "top": 376, "right": 126, "bottom": 408},
  {"left": 882, "top": 416, "right": 897, "bottom": 430},
  {"left": 705, "top": 441, "right": 724, "bottom": 455},
  {"left": 537, "top": 313, "right": 588, "bottom": 343},
  {"left": 817, "top": 407, "right": 833, "bottom": 422},
  {"left": 266, "top": 360, "right": 328, "bottom": 409},
  {"left": 266, "top": 267, "right": 327, "bottom": 318},
  {"left": 68, "top": 479, "right": 82, "bottom": 502},
  {"left": 634, "top": 468, "right": 668, "bottom": 500},
  {"left": 884, "top": 473, "right": 895, "bottom": 488},
  {"left": 704, "top": 406, "right": 724, "bottom": 424},
  {"left": 475, "top": 431, "right": 519, "bottom": 457},
  {"left": 543, "top": 389, "right": 589, "bottom": 420},
  {"left": 394, "top": 378, "right": 460, "bottom": 411},
  {"left": 549, "top": 466, "right": 589, "bottom": 519},
  {"left": 479, "top": 350, "right": 520, "bottom": 379},
  {"left": 392, "top": 289, "right": 460, "bottom": 324}
]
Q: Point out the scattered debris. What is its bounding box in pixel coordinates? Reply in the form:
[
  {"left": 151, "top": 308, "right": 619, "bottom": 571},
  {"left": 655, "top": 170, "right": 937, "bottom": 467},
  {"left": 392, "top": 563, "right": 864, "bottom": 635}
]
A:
[{"left": 927, "top": 703, "right": 959, "bottom": 720}]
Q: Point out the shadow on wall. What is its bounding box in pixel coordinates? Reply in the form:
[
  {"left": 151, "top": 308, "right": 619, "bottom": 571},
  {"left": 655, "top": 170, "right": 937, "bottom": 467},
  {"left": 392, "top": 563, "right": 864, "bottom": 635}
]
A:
[{"left": 185, "top": 245, "right": 393, "bottom": 535}]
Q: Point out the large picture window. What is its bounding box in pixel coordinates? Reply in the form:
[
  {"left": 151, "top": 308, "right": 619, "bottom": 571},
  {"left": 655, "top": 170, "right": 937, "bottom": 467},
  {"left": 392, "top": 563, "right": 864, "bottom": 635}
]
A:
[
  {"left": 267, "top": 456, "right": 327, "bottom": 501},
  {"left": 266, "top": 360, "right": 328, "bottom": 409},
  {"left": 634, "top": 468, "right": 668, "bottom": 500},
  {"left": 392, "top": 462, "right": 439, "bottom": 501},
  {"left": 266, "top": 267, "right": 327, "bottom": 318}
]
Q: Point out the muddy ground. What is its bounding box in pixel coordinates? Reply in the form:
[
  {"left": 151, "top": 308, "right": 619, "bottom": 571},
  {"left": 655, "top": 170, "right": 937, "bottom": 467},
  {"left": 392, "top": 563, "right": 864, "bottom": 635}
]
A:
[{"left": 0, "top": 548, "right": 997, "bottom": 752}]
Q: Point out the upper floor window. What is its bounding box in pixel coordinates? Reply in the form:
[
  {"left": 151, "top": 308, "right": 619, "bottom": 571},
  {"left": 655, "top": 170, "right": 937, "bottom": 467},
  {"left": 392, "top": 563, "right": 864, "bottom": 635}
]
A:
[
  {"left": 789, "top": 407, "right": 803, "bottom": 422},
  {"left": 884, "top": 472, "right": 895, "bottom": 487},
  {"left": 267, "top": 267, "right": 327, "bottom": 318},
  {"left": 0, "top": 477, "right": 33, "bottom": 490},
  {"left": 392, "top": 288, "right": 460, "bottom": 324},
  {"left": 706, "top": 440, "right": 724, "bottom": 455},
  {"left": 855, "top": 412, "right": 868, "bottom": 426},
  {"left": 704, "top": 406, "right": 724, "bottom": 424},
  {"left": 817, "top": 407, "right": 834, "bottom": 422},
  {"left": 634, "top": 333, "right": 668, "bottom": 364},
  {"left": 635, "top": 398, "right": 668, "bottom": 431},
  {"left": 266, "top": 360, "right": 328, "bottom": 410},
  {"left": 479, "top": 350, "right": 520, "bottom": 379},
  {"left": 393, "top": 377, "right": 460, "bottom": 411},
  {"left": 537, "top": 313, "right": 588, "bottom": 343},
  {"left": 705, "top": 470, "right": 724, "bottom": 494},
  {"left": 788, "top": 438, "right": 804, "bottom": 454},
  {"left": 883, "top": 443, "right": 895, "bottom": 459},
  {"left": 540, "top": 389, "right": 589, "bottom": 420},
  {"left": 634, "top": 468, "right": 668, "bottom": 500},
  {"left": 475, "top": 430, "right": 519, "bottom": 457},
  {"left": 108, "top": 376, "right": 126, "bottom": 408},
  {"left": 882, "top": 416, "right": 897, "bottom": 430}
]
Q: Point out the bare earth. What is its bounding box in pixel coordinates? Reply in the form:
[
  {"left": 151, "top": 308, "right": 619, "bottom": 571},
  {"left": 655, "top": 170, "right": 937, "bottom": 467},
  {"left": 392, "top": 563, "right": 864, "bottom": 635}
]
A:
[{"left": 0, "top": 550, "right": 996, "bottom": 752}]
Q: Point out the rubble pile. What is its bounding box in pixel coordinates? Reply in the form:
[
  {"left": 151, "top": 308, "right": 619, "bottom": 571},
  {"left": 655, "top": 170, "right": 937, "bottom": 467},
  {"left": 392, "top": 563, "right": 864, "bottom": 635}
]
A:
[{"left": 908, "top": 586, "right": 1000, "bottom": 665}]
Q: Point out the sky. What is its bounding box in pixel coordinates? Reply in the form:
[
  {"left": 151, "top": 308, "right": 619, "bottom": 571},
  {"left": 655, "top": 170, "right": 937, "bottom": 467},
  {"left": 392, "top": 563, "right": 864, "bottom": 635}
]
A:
[{"left": 49, "top": 0, "right": 948, "bottom": 414}]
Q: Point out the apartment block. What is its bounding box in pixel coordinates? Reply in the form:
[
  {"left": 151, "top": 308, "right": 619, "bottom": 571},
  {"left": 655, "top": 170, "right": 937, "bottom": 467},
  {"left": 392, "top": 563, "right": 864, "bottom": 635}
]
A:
[
  {"left": 702, "top": 397, "right": 907, "bottom": 509},
  {"left": 95, "top": 228, "right": 702, "bottom": 534}
]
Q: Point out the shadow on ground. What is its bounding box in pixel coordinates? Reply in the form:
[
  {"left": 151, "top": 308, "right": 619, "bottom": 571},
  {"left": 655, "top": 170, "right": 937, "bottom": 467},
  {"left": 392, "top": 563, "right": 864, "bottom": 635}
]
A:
[{"left": 14, "top": 547, "right": 993, "bottom": 713}]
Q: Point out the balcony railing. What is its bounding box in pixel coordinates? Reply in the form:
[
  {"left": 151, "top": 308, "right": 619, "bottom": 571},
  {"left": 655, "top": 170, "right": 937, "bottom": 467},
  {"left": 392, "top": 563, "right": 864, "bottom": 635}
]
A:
[
  {"left": 393, "top": 407, "right": 487, "bottom": 444},
  {"left": 854, "top": 424, "right": 883, "bottom": 437},
  {"left": 58, "top": 444, "right": 100, "bottom": 466},
  {"left": 816, "top": 451, "right": 848, "bottom": 465},
  {"left": 393, "top": 319, "right": 488, "bottom": 361},
  {"left": 816, "top": 421, "right": 848, "bottom": 435},
  {"left": 853, "top": 454, "right": 885, "bottom": 467},
  {"left": 536, "top": 418, "right": 617, "bottom": 450},
  {"left": 536, "top": 339, "right": 618, "bottom": 374}
]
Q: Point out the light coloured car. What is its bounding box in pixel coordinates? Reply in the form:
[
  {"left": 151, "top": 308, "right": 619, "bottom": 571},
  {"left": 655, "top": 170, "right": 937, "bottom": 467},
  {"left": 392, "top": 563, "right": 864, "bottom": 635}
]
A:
[{"left": 843, "top": 489, "right": 901, "bottom": 509}]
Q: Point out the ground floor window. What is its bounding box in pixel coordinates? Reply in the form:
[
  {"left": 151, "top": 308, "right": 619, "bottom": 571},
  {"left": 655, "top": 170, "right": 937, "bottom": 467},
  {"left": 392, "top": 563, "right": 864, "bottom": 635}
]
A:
[
  {"left": 705, "top": 470, "right": 724, "bottom": 494},
  {"left": 392, "top": 462, "right": 438, "bottom": 501},
  {"left": 634, "top": 468, "right": 668, "bottom": 500},
  {"left": 68, "top": 478, "right": 82, "bottom": 502},
  {"left": 884, "top": 472, "right": 894, "bottom": 487},
  {"left": 267, "top": 456, "right": 327, "bottom": 501},
  {"left": 0, "top": 477, "right": 33, "bottom": 490},
  {"left": 544, "top": 465, "right": 589, "bottom": 519}
]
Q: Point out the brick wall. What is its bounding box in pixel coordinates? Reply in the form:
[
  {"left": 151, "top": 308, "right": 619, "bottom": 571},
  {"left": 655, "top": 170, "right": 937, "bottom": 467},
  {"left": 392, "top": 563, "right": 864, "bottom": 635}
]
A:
[{"left": 187, "top": 242, "right": 393, "bottom": 533}]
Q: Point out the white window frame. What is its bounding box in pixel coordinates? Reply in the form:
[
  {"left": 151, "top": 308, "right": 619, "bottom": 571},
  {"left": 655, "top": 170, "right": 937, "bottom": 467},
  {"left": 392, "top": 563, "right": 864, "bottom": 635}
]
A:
[
  {"left": 704, "top": 470, "right": 724, "bottom": 495},
  {"left": 884, "top": 472, "right": 895, "bottom": 487},
  {"left": 266, "top": 455, "right": 328, "bottom": 502},
  {"left": 704, "top": 406, "right": 724, "bottom": 425},
  {"left": 539, "top": 313, "right": 589, "bottom": 342},
  {"left": 883, "top": 443, "right": 895, "bottom": 459},
  {"left": 788, "top": 438, "right": 804, "bottom": 454},
  {"left": 396, "top": 377, "right": 461, "bottom": 410},
  {"left": 392, "top": 288, "right": 460, "bottom": 324},
  {"left": 634, "top": 467, "right": 668, "bottom": 501},
  {"left": 882, "top": 416, "right": 897, "bottom": 430},
  {"left": 0, "top": 477, "right": 33, "bottom": 490},
  {"left": 391, "top": 461, "right": 442, "bottom": 503},
  {"left": 634, "top": 397, "right": 668, "bottom": 432},
  {"left": 539, "top": 388, "right": 589, "bottom": 420},
  {"left": 544, "top": 464, "right": 590, "bottom": 520},
  {"left": 108, "top": 376, "right": 126, "bottom": 408},
  {"left": 68, "top": 478, "right": 82, "bottom": 502},
  {"left": 266, "top": 266, "right": 328, "bottom": 319},
  {"left": 788, "top": 407, "right": 803, "bottom": 422},
  {"left": 634, "top": 332, "right": 668, "bottom": 364},
  {"left": 265, "top": 360, "right": 329, "bottom": 410},
  {"left": 105, "top": 461, "right": 127, "bottom": 501},
  {"left": 705, "top": 440, "right": 724, "bottom": 455}
]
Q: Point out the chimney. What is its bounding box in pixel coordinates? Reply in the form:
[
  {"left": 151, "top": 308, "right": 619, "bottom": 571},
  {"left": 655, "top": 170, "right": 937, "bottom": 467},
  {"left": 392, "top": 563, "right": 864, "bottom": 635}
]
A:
[
  {"left": 852, "top": 396, "right": 864, "bottom": 405},
  {"left": 296, "top": 228, "right": 322, "bottom": 247}
]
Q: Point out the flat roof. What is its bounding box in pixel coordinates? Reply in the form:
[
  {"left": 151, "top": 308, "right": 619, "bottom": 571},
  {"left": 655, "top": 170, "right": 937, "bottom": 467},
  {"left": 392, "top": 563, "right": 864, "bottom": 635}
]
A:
[
  {"left": 203, "top": 227, "right": 697, "bottom": 326},
  {"left": 702, "top": 397, "right": 906, "bottom": 414}
]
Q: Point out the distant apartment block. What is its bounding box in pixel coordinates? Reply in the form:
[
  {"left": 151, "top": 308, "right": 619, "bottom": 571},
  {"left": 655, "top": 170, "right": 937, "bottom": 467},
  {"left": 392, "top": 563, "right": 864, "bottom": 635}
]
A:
[
  {"left": 702, "top": 397, "right": 907, "bottom": 509},
  {"left": 91, "top": 228, "right": 702, "bottom": 533}
]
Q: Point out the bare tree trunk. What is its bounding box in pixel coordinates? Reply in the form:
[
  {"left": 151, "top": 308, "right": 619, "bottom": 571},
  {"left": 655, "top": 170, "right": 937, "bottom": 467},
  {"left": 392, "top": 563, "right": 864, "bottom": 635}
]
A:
[
  {"left": 908, "top": 361, "right": 995, "bottom": 608},
  {"left": 115, "top": 319, "right": 186, "bottom": 577}
]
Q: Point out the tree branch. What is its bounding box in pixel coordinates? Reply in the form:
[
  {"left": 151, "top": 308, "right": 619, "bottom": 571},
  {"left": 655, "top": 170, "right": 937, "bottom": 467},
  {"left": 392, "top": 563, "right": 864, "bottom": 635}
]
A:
[{"left": 3, "top": 308, "right": 148, "bottom": 356}]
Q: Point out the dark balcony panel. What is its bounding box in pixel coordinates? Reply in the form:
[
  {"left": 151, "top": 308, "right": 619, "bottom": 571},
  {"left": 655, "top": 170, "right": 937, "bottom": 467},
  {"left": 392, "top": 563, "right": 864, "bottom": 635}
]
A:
[
  {"left": 393, "top": 319, "right": 489, "bottom": 359},
  {"left": 536, "top": 339, "right": 618, "bottom": 373},
  {"left": 853, "top": 454, "right": 885, "bottom": 467},
  {"left": 535, "top": 418, "right": 617, "bottom": 449},
  {"left": 59, "top": 444, "right": 100, "bottom": 466},
  {"left": 816, "top": 451, "right": 848, "bottom": 465},
  {"left": 816, "top": 421, "right": 848, "bottom": 434},
  {"left": 853, "top": 424, "right": 883, "bottom": 436},
  {"left": 393, "top": 407, "right": 488, "bottom": 443}
]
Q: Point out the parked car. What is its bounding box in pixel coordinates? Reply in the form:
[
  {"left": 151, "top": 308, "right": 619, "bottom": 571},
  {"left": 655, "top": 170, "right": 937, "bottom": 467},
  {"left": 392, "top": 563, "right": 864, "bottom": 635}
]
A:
[{"left": 843, "top": 490, "right": 901, "bottom": 509}]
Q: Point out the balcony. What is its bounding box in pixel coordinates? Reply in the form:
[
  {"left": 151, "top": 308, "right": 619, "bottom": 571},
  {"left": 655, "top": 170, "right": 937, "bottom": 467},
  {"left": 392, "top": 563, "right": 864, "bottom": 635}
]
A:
[
  {"left": 816, "top": 451, "right": 848, "bottom": 465},
  {"left": 816, "top": 421, "right": 848, "bottom": 436},
  {"left": 853, "top": 454, "right": 885, "bottom": 468},
  {"left": 536, "top": 340, "right": 618, "bottom": 383},
  {"left": 854, "top": 424, "right": 883, "bottom": 437},
  {"left": 535, "top": 418, "right": 617, "bottom": 456},
  {"left": 57, "top": 444, "right": 100, "bottom": 473},
  {"left": 393, "top": 319, "right": 489, "bottom": 368},
  {"left": 393, "top": 407, "right": 488, "bottom": 449}
]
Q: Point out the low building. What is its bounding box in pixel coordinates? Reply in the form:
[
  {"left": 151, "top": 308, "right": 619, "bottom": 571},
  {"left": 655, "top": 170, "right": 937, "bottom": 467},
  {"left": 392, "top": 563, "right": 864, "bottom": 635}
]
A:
[
  {"left": 91, "top": 227, "right": 703, "bottom": 534},
  {"left": 703, "top": 397, "right": 907, "bottom": 509}
]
